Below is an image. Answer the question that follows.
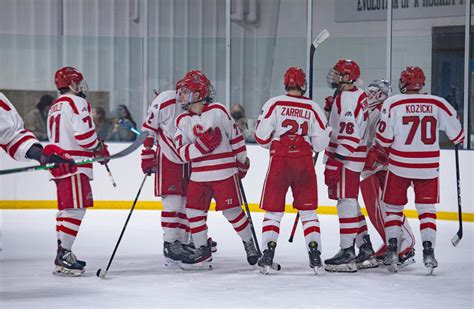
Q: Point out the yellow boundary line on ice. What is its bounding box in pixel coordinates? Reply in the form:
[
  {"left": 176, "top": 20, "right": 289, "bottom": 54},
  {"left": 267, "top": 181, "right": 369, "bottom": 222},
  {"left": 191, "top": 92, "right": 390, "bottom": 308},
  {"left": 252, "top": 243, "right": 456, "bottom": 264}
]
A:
[{"left": 0, "top": 200, "right": 472, "bottom": 222}]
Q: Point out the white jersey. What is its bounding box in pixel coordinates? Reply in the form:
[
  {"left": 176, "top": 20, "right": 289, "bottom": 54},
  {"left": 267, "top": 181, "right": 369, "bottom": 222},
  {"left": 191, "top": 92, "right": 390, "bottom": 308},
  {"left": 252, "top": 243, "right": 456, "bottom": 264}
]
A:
[
  {"left": 47, "top": 94, "right": 99, "bottom": 180},
  {"left": 361, "top": 103, "right": 385, "bottom": 180},
  {"left": 0, "top": 93, "right": 38, "bottom": 161},
  {"left": 142, "top": 90, "right": 182, "bottom": 164},
  {"left": 324, "top": 87, "right": 369, "bottom": 172},
  {"left": 255, "top": 94, "right": 331, "bottom": 153},
  {"left": 376, "top": 93, "right": 464, "bottom": 179},
  {"left": 175, "top": 102, "right": 247, "bottom": 182}
]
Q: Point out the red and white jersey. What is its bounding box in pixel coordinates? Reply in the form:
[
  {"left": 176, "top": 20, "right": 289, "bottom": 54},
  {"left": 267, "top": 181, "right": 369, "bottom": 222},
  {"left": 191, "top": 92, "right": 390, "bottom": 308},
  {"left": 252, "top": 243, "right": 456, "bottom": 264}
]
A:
[
  {"left": 324, "top": 87, "right": 369, "bottom": 172},
  {"left": 0, "top": 93, "right": 38, "bottom": 161},
  {"left": 361, "top": 104, "right": 385, "bottom": 180},
  {"left": 376, "top": 93, "right": 464, "bottom": 179},
  {"left": 175, "top": 102, "right": 247, "bottom": 182},
  {"left": 47, "top": 94, "right": 99, "bottom": 180},
  {"left": 142, "top": 90, "right": 183, "bottom": 164},
  {"left": 255, "top": 94, "right": 331, "bottom": 153}
]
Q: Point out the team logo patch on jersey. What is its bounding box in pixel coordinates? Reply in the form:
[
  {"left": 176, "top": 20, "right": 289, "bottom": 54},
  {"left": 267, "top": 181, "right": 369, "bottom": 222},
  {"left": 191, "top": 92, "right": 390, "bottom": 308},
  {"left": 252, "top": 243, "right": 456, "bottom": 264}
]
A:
[
  {"left": 168, "top": 185, "right": 177, "bottom": 192},
  {"left": 193, "top": 124, "right": 204, "bottom": 137},
  {"left": 82, "top": 107, "right": 87, "bottom": 112},
  {"left": 86, "top": 192, "right": 93, "bottom": 200},
  {"left": 345, "top": 111, "right": 352, "bottom": 117}
]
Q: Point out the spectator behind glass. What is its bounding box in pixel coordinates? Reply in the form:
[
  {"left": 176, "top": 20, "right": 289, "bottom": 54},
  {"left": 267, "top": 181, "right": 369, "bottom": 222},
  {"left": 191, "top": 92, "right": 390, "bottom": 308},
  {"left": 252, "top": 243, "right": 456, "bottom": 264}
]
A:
[
  {"left": 231, "top": 103, "right": 256, "bottom": 143},
  {"left": 109, "top": 104, "right": 137, "bottom": 141},
  {"left": 92, "top": 107, "right": 114, "bottom": 141},
  {"left": 24, "top": 94, "right": 54, "bottom": 141}
]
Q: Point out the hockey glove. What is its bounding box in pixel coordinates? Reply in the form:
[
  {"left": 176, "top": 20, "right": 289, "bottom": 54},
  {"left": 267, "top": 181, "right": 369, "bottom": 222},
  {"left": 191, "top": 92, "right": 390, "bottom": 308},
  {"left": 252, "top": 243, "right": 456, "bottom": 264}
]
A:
[
  {"left": 324, "top": 96, "right": 335, "bottom": 113},
  {"left": 195, "top": 127, "right": 222, "bottom": 155},
  {"left": 237, "top": 157, "right": 250, "bottom": 179},
  {"left": 41, "top": 144, "right": 77, "bottom": 177},
  {"left": 324, "top": 158, "right": 343, "bottom": 187},
  {"left": 141, "top": 148, "right": 157, "bottom": 175},
  {"left": 93, "top": 141, "right": 110, "bottom": 165},
  {"left": 364, "top": 143, "right": 388, "bottom": 171}
]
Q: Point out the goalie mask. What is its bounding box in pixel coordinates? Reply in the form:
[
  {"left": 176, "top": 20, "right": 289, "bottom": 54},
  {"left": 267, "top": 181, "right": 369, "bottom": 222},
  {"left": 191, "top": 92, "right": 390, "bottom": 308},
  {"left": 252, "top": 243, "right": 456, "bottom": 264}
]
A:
[
  {"left": 366, "top": 79, "right": 391, "bottom": 110},
  {"left": 55, "top": 66, "right": 89, "bottom": 96},
  {"left": 327, "top": 59, "right": 360, "bottom": 89},
  {"left": 177, "top": 70, "right": 215, "bottom": 111}
]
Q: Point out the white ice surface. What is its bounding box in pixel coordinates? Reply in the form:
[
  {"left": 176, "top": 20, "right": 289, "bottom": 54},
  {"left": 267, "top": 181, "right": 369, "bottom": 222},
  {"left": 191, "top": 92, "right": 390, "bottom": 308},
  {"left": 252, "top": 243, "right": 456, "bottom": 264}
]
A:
[{"left": 0, "top": 210, "right": 472, "bottom": 309}]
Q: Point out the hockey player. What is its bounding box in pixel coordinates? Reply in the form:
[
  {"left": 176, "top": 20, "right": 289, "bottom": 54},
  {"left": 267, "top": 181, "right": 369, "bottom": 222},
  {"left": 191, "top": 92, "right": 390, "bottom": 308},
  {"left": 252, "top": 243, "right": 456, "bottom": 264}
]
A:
[
  {"left": 375, "top": 66, "right": 464, "bottom": 273},
  {"left": 0, "top": 92, "right": 75, "bottom": 173},
  {"left": 254, "top": 67, "right": 331, "bottom": 274},
  {"left": 48, "top": 66, "right": 110, "bottom": 276},
  {"left": 141, "top": 80, "right": 193, "bottom": 268},
  {"left": 362, "top": 80, "right": 416, "bottom": 268},
  {"left": 174, "top": 70, "right": 258, "bottom": 270},
  {"left": 323, "top": 59, "right": 377, "bottom": 272}
]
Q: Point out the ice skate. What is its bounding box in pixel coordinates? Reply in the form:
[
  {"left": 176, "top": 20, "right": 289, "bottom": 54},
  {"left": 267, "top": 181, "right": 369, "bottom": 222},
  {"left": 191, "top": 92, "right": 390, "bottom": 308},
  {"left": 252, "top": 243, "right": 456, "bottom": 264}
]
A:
[
  {"left": 243, "top": 238, "right": 259, "bottom": 266},
  {"left": 324, "top": 246, "right": 357, "bottom": 273},
  {"left": 398, "top": 248, "right": 416, "bottom": 269},
  {"left": 258, "top": 241, "right": 277, "bottom": 275},
  {"left": 53, "top": 245, "right": 84, "bottom": 277},
  {"left": 375, "top": 244, "right": 386, "bottom": 264},
  {"left": 58, "top": 240, "right": 86, "bottom": 267},
  {"left": 183, "top": 237, "right": 217, "bottom": 253},
  {"left": 355, "top": 235, "right": 378, "bottom": 269},
  {"left": 180, "top": 241, "right": 212, "bottom": 270},
  {"left": 422, "top": 241, "right": 437, "bottom": 275},
  {"left": 384, "top": 238, "right": 399, "bottom": 273},
  {"left": 308, "top": 241, "right": 322, "bottom": 274},
  {"left": 163, "top": 240, "right": 186, "bottom": 268}
]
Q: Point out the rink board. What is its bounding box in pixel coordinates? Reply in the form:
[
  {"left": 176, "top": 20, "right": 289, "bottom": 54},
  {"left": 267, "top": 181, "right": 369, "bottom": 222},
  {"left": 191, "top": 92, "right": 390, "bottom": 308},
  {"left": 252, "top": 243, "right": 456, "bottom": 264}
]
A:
[{"left": 1, "top": 144, "right": 473, "bottom": 221}]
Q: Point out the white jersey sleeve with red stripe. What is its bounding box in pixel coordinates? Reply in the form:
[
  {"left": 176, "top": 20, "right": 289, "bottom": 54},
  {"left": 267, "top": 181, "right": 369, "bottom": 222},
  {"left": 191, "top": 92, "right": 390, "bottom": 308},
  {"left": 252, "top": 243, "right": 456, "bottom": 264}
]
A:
[
  {"left": 255, "top": 94, "right": 331, "bottom": 152},
  {"left": 324, "top": 87, "right": 369, "bottom": 172},
  {"left": 0, "top": 93, "right": 39, "bottom": 161},
  {"left": 47, "top": 94, "right": 99, "bottom": 180},
  {"left": 175, "top": 102, "right": 246, "bottom": 182},
  {"left": 376, "top": 93, "right": 464, "bottom": 179},
  {"left": 142, "top": 90, "right": 183, "bottom": 163}
]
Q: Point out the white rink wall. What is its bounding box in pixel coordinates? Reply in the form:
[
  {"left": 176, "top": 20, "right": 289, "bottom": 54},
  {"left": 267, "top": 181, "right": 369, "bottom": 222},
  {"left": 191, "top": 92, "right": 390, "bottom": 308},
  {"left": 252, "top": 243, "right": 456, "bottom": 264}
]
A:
[{"left": 0, "top": 144, "right": 473, "bottom": 215}]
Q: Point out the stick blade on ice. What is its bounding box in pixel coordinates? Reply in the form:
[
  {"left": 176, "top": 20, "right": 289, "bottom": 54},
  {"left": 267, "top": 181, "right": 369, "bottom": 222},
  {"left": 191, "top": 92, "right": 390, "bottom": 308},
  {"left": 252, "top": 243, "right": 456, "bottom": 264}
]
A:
[
  {"left": 451, "top": 232, "right": 462, "bottom": 247},
  {"left": 96, "top": 268, "right": 107, "bottom": 279},
  {"left": 312, "top": 29, "right": 330, "bottom": 49}
]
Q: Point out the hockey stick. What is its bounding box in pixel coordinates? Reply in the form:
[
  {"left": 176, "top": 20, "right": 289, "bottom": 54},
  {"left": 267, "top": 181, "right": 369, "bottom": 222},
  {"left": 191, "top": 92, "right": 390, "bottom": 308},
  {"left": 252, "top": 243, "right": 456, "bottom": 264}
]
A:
[
  {"left": 97, "top": 174, "right": 148, "bottom": 279},
  {"left": 239, "top": 179, "right": 262, "bottom": 256},
  {"left": 0, "top": 131, "right": 149, "bottom": 176},
  {"left": 451, "top": 144, "right": 463, "bottom": 246},
  {"left": 239, "top": 179, "right": 281, "bottom": 271},
  {"left": 308, "top": 29, "right": 330, "bottom": 99},
  {"left": 99, "top": 140, "right": 117, "bottom": 187},
  {"left": 289, "top": 29, "right": 330, "bottom": 243}
]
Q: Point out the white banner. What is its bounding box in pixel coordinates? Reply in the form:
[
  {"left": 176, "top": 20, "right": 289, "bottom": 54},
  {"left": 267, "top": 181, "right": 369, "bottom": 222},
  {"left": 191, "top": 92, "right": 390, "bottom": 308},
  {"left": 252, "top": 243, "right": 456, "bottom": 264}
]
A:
[{"left": 335, "top": 0, "right": 470, "bottom": 22}]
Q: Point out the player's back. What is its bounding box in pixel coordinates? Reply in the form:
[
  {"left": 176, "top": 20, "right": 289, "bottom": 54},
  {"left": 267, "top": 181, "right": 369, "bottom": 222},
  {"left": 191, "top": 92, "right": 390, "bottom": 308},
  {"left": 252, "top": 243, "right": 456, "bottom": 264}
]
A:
[
  {"left": 378, "top": 93, "right": 463, "bottom": 178},
  {"left": 325, "top": 87, "right": 369, "bottom": 172},
  {"left": 142, "top": 90, "right": 182, "bottom": 163},
  {"left": 255, "top": 94, "right": 328, "bottom": 154},
  {"left": 48, "top": 94, "right": 99, "bottom": 179}
]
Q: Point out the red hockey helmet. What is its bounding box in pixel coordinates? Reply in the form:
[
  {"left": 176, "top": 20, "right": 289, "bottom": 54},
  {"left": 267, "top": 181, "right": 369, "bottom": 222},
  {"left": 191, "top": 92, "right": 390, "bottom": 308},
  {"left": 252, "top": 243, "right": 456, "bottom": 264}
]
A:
[
  {"left": 54, "top": 66, "right": 88, "bottom": 94},
  {"left": 177, "top": 70, "right": 214, "bottom": 110},
  {"left": 284, "top": 67, "right": 307, "bottom": 93},
  {"left": 327, "top": 59, "right": 360, "bottom": 89},
  {"left": 398, "top": 66, "right": 425, "bottom": 93}
]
